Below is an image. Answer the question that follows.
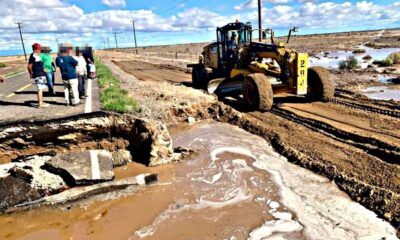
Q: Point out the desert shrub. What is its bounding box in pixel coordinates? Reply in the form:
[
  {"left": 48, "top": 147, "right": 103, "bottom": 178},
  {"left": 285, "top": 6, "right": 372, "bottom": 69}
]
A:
[
  {"left": 382, "top": 58, "right": 394, "bottom": 67},
  {"left": 362, "top": 55, "right": 372, "bottom": 60},
  {"left": 352, "top": 49, "right": 366, "bottom": 54},
  {"left": 386, "top": 52, "right": 400, "bottom": 64},
  {"left": 338, "top": 56, "right": 359, "bottom": 69},
  {"left": 0, "top": 63, "right": 6, "bottom": 68}
]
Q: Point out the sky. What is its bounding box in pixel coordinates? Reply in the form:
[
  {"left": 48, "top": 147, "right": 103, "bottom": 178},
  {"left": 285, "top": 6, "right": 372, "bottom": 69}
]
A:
[{"left": 0, "top": 0, "right": 399, "bottom": 56}]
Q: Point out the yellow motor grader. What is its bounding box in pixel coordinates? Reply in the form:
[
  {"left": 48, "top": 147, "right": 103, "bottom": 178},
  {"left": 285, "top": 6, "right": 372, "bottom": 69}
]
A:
[{"left": 188, "top": 22, "right": 334, "bottom": 111}]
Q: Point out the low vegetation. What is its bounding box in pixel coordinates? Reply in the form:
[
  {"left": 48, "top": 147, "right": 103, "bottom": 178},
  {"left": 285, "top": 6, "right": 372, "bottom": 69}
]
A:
[
  {"left": 338, "top": 56, "right": 359, "bottom": 69},
  {"left": 0, "top": 63, "right": 6, "bottom": 68},
  {"left": 96, "top": 60, "right": 138, "bottom": 113},
  {"left": 386, "top": 52, "right": 400, "bottom": 64}
]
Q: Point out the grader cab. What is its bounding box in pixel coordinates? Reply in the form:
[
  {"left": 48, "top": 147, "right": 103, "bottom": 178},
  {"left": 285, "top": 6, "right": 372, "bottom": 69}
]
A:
[{"left": 188, "top": 21, "right": 334, "bottom": 111}]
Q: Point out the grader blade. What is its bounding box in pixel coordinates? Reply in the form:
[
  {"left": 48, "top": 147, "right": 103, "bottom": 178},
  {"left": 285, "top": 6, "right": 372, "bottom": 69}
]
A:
[{"left": 207, "top": 78, "right": 243, "bottom": 96}]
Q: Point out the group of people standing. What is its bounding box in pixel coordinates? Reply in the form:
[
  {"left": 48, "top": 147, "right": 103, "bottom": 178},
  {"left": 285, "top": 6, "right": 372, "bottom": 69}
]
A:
[{"left": 27, "top": 43, "right": 95, "bottom": 108}]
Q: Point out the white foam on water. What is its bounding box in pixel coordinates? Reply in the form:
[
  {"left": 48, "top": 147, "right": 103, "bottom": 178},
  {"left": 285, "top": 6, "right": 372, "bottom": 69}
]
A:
[
  {"left": 272, "top": 212, "right": 293, "bottom": 221},
  {"left": 248, "top": 219, "right": 303, "bottom": 240},
  {"left": 253, "top": 149, "right": 398, "bottom": 239},
  {"left": 267, "top": 200, "right": 280, "bottom": 210},
  {"left": 191, "top": 172, "right": 223, "bottom": 184},
  {"left": 195, "top": 187, "right": 251, "bottom": 209},
  {"left": 134, "top": 227, "right": 154, "bottom": 238},
  {"left": 211, "top": 146, "right": 255, "bottom": 162}
]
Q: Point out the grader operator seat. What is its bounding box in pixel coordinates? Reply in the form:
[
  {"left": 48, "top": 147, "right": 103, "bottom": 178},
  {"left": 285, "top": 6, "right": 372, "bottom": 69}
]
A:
[{"left": 216, "top": 22, "right": 252, "bottom": 74}]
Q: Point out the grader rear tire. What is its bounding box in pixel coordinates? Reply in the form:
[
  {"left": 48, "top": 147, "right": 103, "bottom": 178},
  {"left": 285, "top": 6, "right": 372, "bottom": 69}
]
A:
[
  {"left": 192, "top": 65, "right": 202, "bottom": 89},
  {"left": 192, "top": 65, "right": 210, "bottom": 90},
  {"left": 243, "top": 73, "right": 273, "bottom": 111},
  {"left": 307, "top": 66, "right": 334, "bottom": 102}
]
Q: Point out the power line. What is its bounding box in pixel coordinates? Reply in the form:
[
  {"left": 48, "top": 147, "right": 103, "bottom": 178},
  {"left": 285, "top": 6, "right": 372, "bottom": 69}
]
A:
[
  {"left": 154, "top": 0, "right": 182, "bottom": 14},
  {"left": 258, "top": 0, "right": 262, "bottom": 42},
  {"left": 132, "top": 21, "right": 138, "bottom": 54},
  {"left": 113, "top": 32, "right": 119, "bottom": 49},
  {"left": 15, "top": 22, "right": 27, "bottom": 61},
  {"left": 157, "top": 0, "right": 190, "bottom": 16}
]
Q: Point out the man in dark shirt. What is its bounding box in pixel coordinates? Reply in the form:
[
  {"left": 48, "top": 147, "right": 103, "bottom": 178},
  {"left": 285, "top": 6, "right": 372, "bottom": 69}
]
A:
[
  {"left": 28, "top": 43, "right": 49, "bottom": 108},
  {"left": 82, "top": 46, "right": 94, "bottom": 77},
  {"left": 56, "top": 45, "right": 80, "bottom": 106}
]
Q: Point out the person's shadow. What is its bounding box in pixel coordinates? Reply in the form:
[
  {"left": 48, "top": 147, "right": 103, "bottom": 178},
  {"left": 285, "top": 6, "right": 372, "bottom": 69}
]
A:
[
  {"left": 0, "top": 100, "right": 66, "bottom": 107},
  {"left": 14, "top": 91, "right": 64, "bottom": 97}
]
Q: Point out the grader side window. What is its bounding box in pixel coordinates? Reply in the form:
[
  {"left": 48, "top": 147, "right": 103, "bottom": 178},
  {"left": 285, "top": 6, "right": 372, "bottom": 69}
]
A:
[{"left": 211, "top": 46, "right": 218, "bottom": 54}]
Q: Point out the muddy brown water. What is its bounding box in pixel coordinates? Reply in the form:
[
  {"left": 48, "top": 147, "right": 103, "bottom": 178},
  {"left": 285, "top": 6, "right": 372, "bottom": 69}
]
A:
[{"left": 0, "top": 120, "right": 397, "bottom": 239}]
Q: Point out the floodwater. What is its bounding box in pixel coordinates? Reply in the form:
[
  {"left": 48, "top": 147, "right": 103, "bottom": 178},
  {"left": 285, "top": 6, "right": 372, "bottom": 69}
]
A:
[
  {"left": 0, "top": 121, "right": 397, "bottom": 239},
  {"left": 362, "top": 86, "right": 400, "bottom": 101},
  {"left": 309, "top": 47, "right": 400, "bottom": 69}
]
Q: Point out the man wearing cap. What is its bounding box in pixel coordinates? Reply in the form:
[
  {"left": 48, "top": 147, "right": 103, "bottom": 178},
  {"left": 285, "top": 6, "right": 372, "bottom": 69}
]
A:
[{"left": 28, "top": 43, "right": 49, "bottom": 108}]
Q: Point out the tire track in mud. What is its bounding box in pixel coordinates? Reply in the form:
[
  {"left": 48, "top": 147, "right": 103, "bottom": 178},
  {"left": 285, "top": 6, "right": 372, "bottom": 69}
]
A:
[
  {"left": 331, "top": 97, "right": 400, "bottom": 118},
  {"left": 269, "top": 106, "right": 400, "bottom": 166},
  {"left": 335, "top": 89, "right": 400, "bottom": 111}
]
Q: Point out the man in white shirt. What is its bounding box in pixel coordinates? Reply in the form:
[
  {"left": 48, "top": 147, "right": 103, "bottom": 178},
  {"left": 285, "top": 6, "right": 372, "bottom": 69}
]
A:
[{"left": 73, "top": 47, "right": 88, "bottom": 99}]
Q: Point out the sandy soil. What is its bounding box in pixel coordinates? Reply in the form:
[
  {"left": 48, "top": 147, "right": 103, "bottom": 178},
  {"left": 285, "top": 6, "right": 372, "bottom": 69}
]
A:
[{"left": 0, "top": 56, "right": 26, "bottom": 77}]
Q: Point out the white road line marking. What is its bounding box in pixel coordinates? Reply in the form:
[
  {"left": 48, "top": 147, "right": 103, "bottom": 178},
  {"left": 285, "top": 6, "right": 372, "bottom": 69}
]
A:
[
  {"left": 5, "top": 83, "right": 31, "bottom": 98},
  {"left": 5, "top": 71, "right": 28, "bottom": 79},
  {"left": 90, "top": 150, "right": 101, "bottom": 180},
  {"left": 16, "top": 83, "right": 32, "bottom": 92},
  {"left": 85, "top": 78, "right": 93, "bottom": 113}
]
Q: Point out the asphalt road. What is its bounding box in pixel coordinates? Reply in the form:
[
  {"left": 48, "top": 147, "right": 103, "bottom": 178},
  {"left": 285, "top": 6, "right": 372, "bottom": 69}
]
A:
[{"left": 0, "top": 71, "right": 100, "bottom": 123}]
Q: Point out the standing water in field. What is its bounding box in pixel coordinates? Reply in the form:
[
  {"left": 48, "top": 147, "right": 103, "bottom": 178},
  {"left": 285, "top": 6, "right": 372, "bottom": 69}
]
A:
[{"left": 309, "top": 47, "right": 400, "bottom": 69}]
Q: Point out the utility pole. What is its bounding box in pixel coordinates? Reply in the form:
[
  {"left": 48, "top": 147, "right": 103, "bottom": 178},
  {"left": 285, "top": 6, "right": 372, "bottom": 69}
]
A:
[
  {"left": 107, "top": 38, "right": 110, "bottom": 49},
  {"left": 15, "top": 22, "right": 27, "bottom": 61},
  {"left": 114, "top": 32, "right": 118, "bottom": 49},
  {"left": 132, "top": 21, "right": 138, "bottom": 54},
  {"left": 258, "top": 0, "right": 262, "bottom": 42}
]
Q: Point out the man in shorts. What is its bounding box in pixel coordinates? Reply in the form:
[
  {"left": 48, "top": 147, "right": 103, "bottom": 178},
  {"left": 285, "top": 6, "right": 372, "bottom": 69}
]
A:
[{"left": 28, "top": 43, "right": 49, "bottom": 108}]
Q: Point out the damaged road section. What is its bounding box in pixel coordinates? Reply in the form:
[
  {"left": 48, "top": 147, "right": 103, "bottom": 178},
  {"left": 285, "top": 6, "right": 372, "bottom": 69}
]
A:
[{"left": 0, "top": 111, "right": 182, "bottom": 213}]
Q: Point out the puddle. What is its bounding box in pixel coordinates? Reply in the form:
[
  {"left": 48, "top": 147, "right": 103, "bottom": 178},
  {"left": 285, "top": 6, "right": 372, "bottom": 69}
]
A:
[
  {"left": 362, "top": 86, "right": 400, "bottom": 101},
  {"left": 309, "top": 47, "right": 400, "bottom": 69},
  {"left": 0, "top": 120, "right": 397, "bottom": 239}
]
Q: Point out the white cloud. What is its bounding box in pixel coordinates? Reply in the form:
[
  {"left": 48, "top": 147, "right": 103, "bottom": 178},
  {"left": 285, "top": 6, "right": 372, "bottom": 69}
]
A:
[
  {"left": 0, "top": 0, "right": 399, "bottom": 51},
  {"left": 234, "top": 0, "right": 258, "bottom": 10},
  {"left": 102, "top": 0, "right": 126, "bottom": 8},
  {"left": 234, "top": 0, "right": 290, "bottom": 10}
]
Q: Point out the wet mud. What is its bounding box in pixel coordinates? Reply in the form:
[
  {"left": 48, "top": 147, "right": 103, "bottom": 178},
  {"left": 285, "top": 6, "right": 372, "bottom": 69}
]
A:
[{"left": 0, "top": 120, "right": 397, "bottom": 240}]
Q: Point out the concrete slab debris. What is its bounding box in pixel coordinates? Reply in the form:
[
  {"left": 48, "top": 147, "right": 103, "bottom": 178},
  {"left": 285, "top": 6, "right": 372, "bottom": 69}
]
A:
[{"left": 45, "top": 150, "right": 114, "bottom": 186}]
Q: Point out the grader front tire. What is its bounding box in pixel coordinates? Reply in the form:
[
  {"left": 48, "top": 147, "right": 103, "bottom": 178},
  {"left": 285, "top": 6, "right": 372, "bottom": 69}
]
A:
[
  {"left": 307, "top": 66, "right": 334, "bottom": 102},
  {"left": 242, "top": 73, "right": 273, "bottom": 112}
]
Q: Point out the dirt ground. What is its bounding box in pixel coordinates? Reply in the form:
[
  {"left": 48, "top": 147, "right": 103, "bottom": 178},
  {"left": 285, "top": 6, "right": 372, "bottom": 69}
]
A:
[
  {"left": 0, "top": 55, "right": 27, "bottom": 77},
  {"left": 96, "top": 34, "right": 400, "bottom": 234}
]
